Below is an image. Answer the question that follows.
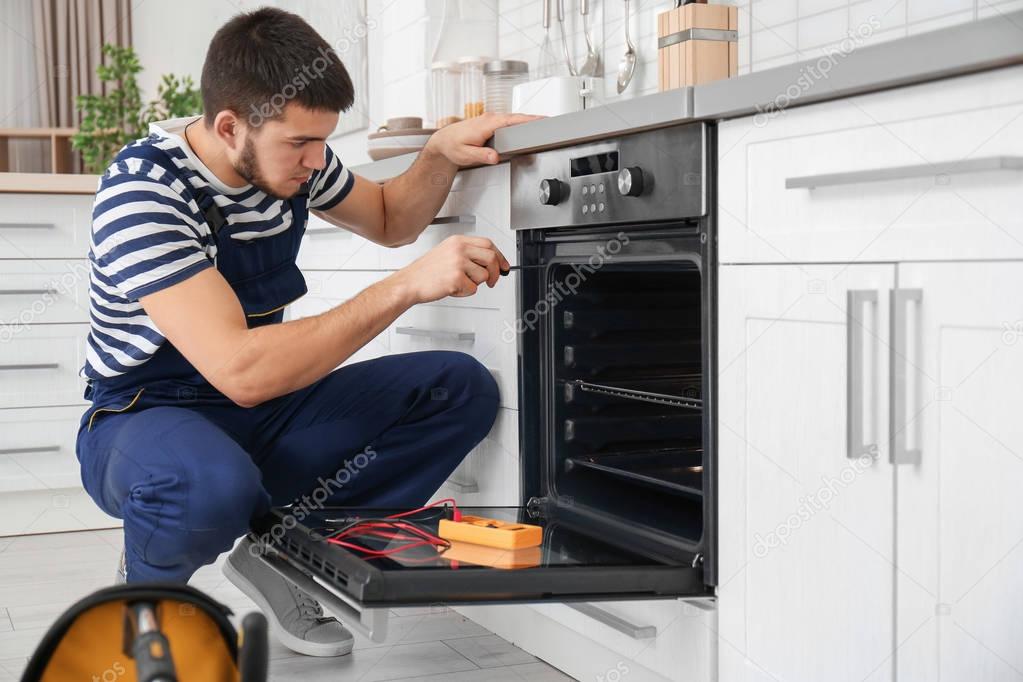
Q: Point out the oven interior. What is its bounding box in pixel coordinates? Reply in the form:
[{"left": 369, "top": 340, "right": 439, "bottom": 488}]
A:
[
  {"left": 547, "top": 261, "right": 705, "bottom": 543},
  {"left": 519, "top": 227, "right": 714, "bottom": 578}
]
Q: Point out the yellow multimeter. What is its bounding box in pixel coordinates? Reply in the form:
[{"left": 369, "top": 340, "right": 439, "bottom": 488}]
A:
[{"left": 437, "top": 515, "right": 543, "bottom": 549}]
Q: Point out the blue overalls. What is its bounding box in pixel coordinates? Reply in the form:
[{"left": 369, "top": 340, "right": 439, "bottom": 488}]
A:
[{"left": 75, "top": 144, "right": 500, "bottom": 583}]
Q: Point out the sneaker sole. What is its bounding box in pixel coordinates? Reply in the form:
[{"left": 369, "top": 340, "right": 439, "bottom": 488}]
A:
[{"left": 223, "top": 557, "right": 355, "bottom": 657}]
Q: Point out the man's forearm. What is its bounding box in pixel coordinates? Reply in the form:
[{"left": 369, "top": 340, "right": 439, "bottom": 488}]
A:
[
  {"left": 379, "top": 142, "right": 459, "bottom": 246},
  {"left": 221, "top": 273, "right": 416, "bottom": 406}
]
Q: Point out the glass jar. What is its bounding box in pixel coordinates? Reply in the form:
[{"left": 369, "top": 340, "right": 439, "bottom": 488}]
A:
[
  {"left": 430, "top": 61, "right": 461, "bottom": 128},
  {"left": 458, "top": 56, "right": 488, "bottom": 120},
  {"left": 484, "top": 60, "right": 529, "bottom": 114}
]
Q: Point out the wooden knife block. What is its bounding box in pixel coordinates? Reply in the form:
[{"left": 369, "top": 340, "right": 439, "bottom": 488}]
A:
[{"left": 657, "top": 3, "right": 738, "bottom": 90}]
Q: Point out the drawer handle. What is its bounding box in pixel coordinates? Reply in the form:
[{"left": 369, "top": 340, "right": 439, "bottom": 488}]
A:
[
  {"left": 564, "top": 603, "right": 657, "bottom": 639},
  {"left": 395, "top": 326, "right": 475, "bottom": 342},
  {"left": 0, "top": 222, "right": 56, "bottom": 230},
  {"left": 429, "top": 215, "right": 476, "bottom": 227},
  {"left": 786, "top": 156, "right": 1023, "bottom": 190},
  {"left": 443, "top": 478, "right": 479, "bottom": 494},
  {"left": 0, "top": 445, "right": 61, "bottom": 455},
  {"left": 0, "top": 288, "right": 57, "bottom": 295},
  {"left": 305, "top": 226, "right": 351, "bottom": 236},
  {"left": 0, "top": 363, "right": 59, "bottom": 371}
]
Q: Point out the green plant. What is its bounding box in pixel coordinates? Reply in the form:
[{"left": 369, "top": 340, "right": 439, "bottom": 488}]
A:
[{"left": 73, "top": 44, "right": 202, "bottom": 174}]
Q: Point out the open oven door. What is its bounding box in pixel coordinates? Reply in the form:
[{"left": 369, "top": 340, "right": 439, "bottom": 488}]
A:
[{"left": 247, "top": 499, "right": 711, "bottom": 642}]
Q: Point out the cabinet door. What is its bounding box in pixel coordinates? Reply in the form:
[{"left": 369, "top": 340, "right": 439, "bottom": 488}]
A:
[
  {"left": 718, "top": 264, "right": 895, "bottom": 682},
  {"left": 895, "top": 262, "right": 1023, "bottom": 681}
]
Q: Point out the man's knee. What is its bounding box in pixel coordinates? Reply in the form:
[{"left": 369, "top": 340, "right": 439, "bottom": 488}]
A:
[
  {"left": 116, "top": 414, "right": 269, "bottom": 569},
  {"left": 429, "top": 351, "right": 500, "bottom": 442},
  {"left": 427, "top": 351, "right": 500, "bottom": 404}
]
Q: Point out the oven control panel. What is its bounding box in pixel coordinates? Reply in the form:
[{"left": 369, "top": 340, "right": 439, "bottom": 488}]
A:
[{"left": 510, "top": 122, "right": 707, "bottom": 230}]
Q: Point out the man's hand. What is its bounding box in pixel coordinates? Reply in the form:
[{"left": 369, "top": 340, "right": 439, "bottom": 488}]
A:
[
  {"left": 423, "top": 112, "right": 545, "bottom": 168},
  {"left": 389, "top": 234, "right": 511, "bottom": 304}
]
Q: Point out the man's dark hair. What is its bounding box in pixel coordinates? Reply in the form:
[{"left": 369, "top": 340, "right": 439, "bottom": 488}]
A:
[{"left": 201, "top": 7, "right": 355, "bottom": 127}]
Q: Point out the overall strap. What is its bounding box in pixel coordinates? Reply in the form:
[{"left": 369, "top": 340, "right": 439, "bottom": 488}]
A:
[{"left": 117, "top": 141, "right": 228, "bottom": 239}]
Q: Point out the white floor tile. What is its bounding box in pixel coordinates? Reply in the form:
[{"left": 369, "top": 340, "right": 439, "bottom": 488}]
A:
[{"left": 443, "top": 634, "right": 537, "bottom": 668}]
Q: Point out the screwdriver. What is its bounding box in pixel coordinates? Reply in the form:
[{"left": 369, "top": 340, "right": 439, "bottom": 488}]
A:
[{"left": 499, "top": 264, "right": 546, "bottom": 276}]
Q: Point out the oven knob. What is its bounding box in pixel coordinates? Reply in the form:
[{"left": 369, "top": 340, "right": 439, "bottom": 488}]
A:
[
  {"left": 617, "top": 166, "right": 645, "bottom": 197},
  {"left": 539, "top": 178, "right": 564, "bottom": 206}
]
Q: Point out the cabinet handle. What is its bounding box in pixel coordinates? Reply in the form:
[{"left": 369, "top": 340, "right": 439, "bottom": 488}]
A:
[
  {"left": 395, "top": 326, "right": 475, "bottom": 342},
  {"left": 0, "top": 288, "right": 57, "bottom": 295},
  {"left": 0, "top": 445, "right": 61, "bottom": 455},
  {"left": 0, "top": 363, "right": 59, "bottom": 371},
  {"left": 564, "top": 602, "right": 657, "bottom": 639},
  {"left": 847, "top": 290, "right": 878, "bottom": 459},
  {"left": 429, "top": 215, "right": 476, "bottom": 227},
  {"left": 0, "top": 222, "right": 56, "bottom": 230},
  {"left": 786, "top": 156, "right": 1023, "bottom": 190},
  {"left": 890, "top": 288, "right": 923, "bottom": 466}
]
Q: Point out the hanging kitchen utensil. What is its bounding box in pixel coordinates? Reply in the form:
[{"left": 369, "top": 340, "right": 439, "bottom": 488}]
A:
[
  {"left": 578, "top": 0, "right": 600, "bottom": 77},
  {"left": 616, "top": 0, "right": 638, "bottom": 93},
  {"left": 557, "top": 0, "right": 577, "bottom": 77},
  {"left": 537, "top": 0, "right": 560, "bottom": 78}
]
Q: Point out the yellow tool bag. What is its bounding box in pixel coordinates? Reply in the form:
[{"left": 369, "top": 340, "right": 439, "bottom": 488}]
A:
[{"left": 20, "top": 583, "right": 267, "bottom": 682}]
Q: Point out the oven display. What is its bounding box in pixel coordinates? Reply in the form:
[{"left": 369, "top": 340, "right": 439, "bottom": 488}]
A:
[{"left": 570, "top": 151, "right": 619, "bottom": 177}]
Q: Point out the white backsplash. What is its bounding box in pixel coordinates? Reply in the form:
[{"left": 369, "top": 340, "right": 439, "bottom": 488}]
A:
[{"left": 497, "top": 0, "right": 1023, "bottom": 107}]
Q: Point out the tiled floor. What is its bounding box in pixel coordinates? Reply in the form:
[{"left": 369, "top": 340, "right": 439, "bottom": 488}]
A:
[{"left": 0, "top": 528, "right": 575, "bottom": 681}]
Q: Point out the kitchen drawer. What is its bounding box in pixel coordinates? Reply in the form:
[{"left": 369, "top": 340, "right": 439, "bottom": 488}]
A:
[
  {"left": 529, "top": 599, "right": 716, "bottom": 682},
  {"left": 718, "top": 64, "right": 1023, "bottom": 263},
  {"left": 456, "top": 599, "right": 715, "bottom": 682},
  {"left": 297, "top": 213, "right": 383, "bottom": 270},
  {"left": 290, "top": 270, "right": 392, "bottom": 317},
  {"left": 448, "top": 162, "right": 510, "bottom": 192},
  {"left": 388, "top": 303, "right": 517, "bottom": 409},
  {"left": 288, "top": 270, "right": 395, "bottom": 365},
  {"left": 379, "top": 181, "right": 516, "bottom": 270},
  {"left": 0, "top": 324, "right": 88, "bottom": 408},
  {"left": 432, "top": 406, "right": 519, "bottom": 507},
  {"left": 0, "top": 405, "right": 84, "bottom": 492},
  {"left": 0, "top": 193, "right": 94, "bottom": 259},
  {"left": 0, "top": 260, "right": 91, "bottom": 325}
]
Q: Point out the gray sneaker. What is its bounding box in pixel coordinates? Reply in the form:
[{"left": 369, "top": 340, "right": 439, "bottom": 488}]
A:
[{"left": 223, "top": 538, "right": 354, "bottom": 657}]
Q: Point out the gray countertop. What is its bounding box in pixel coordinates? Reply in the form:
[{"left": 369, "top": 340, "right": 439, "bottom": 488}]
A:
[{"left": 353, "top": 9, "right": 1023, "bottom": 182}]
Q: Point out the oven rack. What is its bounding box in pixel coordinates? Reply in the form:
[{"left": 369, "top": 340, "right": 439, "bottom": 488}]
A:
[{"left": 568, "top": 379, "right": 703, "bottom": 411}]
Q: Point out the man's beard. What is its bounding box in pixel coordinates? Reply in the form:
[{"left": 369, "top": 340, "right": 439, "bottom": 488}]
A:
[{"left": 234, "top": 136, "right": 296, "bottom": 200}]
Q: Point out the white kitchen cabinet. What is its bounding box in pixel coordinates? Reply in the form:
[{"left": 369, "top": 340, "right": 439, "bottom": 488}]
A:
[
  {"left": 456, "top": 597, "right": 716, "bottom": 682},
  {"left": 892, "top": 261, "right": 1023, "bottom": 682},
  {"left": 429, "top": 405, "right": 519, "bottom": 507},
  {"left": 0, "top": 260, "right": 91, "bottom": 324},
  {"left": 296, "top": 213, "right": 382, "bottom": 270},
  {"left": 0, "top": 192, "right": 94, "bottom": 259},
  {"left": 717, "top": 264, "right": 896, "bottom": 682},
  {"left": 388, "top": 301, "right": 518, "bottom": 410},
  {"left": 0, "top": 323, "right": 90, "bottom": 409},
  {"left": 718, "top": 64, "right": 1023, "bottom": 264}
]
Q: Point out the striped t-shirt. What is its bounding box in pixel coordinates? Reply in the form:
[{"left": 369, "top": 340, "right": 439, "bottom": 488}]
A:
[{"left": 81, "top": 116, "right": 355, "bottom": 381}]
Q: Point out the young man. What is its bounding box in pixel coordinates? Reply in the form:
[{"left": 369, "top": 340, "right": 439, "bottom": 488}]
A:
[{"left": 75, "top": 8, "right": 539, "bottom": 657}]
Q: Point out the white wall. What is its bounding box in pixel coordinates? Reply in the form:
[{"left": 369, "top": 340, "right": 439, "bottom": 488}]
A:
[
  {"left": 497, "top": 0, "right": 1023, "bottom": 104},
  {"left": 132, "top": 0, "right": 498, "bottom": 167}
]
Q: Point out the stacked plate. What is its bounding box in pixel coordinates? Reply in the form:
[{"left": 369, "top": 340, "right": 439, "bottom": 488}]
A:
[{"left": 367, "top": 118, "right": 437, "bottom": 161}]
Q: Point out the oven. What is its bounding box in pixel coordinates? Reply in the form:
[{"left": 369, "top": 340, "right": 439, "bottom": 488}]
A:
[{"left": 249, "top": 121, "right": 716, "bottom": 643}]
